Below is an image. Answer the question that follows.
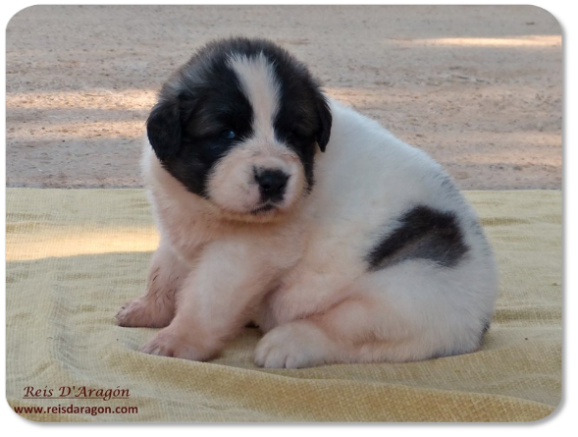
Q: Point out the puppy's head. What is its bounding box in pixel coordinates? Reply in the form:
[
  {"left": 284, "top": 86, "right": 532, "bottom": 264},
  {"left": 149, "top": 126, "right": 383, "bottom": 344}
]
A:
[{"left": 147, "top": 37, "right": 331, "bottom": 221}]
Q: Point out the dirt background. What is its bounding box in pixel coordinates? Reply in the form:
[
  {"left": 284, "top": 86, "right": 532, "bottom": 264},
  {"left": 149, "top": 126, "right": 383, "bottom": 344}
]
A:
[{"left": 6, "top": 5, "right": 562, "bottom": 190}]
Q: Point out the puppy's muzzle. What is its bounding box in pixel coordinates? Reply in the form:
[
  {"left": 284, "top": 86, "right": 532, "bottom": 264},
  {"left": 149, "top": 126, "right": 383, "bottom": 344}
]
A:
[{"left": 254, "top": 169, "right": 289, "bottom": 203}]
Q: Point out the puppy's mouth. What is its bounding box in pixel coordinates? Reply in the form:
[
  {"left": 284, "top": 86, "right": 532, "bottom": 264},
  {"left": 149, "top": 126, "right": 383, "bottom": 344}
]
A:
[{"left": 250, "top": 203, "right": 277, "bottom": 215}]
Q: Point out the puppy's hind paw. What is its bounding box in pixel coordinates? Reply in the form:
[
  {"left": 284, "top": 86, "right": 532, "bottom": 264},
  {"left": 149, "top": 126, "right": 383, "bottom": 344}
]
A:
[{"left": 254, "top": 321, "right": 336, "bottom": 369}]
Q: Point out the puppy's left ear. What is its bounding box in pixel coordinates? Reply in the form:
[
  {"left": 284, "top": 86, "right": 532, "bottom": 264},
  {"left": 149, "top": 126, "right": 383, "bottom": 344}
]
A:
[{"left": 315, "top": 94, "right": 332, "bottom": 152}]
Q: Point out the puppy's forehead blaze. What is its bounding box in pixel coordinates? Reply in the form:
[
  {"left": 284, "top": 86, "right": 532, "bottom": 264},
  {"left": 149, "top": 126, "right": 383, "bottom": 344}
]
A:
[{"left": 227, "top": 54, "right": 280, "bottom": 137}]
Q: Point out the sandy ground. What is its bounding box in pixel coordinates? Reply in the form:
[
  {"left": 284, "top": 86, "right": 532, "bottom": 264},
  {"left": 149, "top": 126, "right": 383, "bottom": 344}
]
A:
[{"left": 6, "top": 5, "right": 562, "bottom": 190}]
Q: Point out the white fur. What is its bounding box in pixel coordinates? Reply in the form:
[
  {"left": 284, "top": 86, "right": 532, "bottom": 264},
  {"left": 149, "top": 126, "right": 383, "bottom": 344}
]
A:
[
  {"left": 117, "top": 55, "right": 498, "bottom": 368},
  {"left": 228, "top": 53, "right": 280, "bottom": 138}
]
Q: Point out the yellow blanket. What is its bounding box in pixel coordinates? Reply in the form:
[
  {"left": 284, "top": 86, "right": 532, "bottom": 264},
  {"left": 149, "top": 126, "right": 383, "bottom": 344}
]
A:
[{"left": 6, "top": 189, "right": 561, "bottom": 422}]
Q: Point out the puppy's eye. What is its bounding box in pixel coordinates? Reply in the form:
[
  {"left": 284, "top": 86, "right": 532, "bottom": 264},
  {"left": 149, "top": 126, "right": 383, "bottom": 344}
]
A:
[
  {"left": 288, "top": 130, "right": 312, "bottom": 143},
  {"left": 222, "top": 130, "right": 236, "bottom": 140}
]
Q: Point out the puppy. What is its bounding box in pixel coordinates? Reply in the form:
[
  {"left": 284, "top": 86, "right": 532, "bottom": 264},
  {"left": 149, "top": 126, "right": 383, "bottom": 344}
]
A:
[{"left": 116, "top": 37, "right": 499, "bottom": 368}]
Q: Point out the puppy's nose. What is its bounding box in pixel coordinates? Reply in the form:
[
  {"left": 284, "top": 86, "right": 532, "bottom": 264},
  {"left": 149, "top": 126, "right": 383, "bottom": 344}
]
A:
[{"left": 255, "top": 169, "right": 289, "bottom": 201}]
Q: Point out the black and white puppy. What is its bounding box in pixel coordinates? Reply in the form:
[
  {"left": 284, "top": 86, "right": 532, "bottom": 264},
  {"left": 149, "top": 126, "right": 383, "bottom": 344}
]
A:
[{"left": 117, "top": 37, "right": 499, "bottom": 368}]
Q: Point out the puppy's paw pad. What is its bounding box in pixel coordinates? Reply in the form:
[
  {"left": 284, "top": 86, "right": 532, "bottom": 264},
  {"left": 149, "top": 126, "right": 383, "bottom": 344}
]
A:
[{"left": 254, "top": 323, "right": 328, "bottom": 369}]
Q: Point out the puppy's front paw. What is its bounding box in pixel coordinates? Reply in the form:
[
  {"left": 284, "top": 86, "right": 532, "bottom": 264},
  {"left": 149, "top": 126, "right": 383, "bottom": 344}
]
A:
[
  {"left": 116, "top": 298, "right": 150, "bottom": 327},
  {"left": 254, "top": 322, "right": 333, "bottom": 369},
  {"left": 116, "top": 297, "right": 172, "bottom": 328},
  {"left": 141, "top": 327, "right": 214, "bottom": 361}
]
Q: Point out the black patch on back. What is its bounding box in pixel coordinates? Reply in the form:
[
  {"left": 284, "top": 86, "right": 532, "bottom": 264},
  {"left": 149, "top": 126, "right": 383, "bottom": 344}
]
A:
[
  {"left": 366, "top": 205, "right": 469, "bottom": 271},
  {"left": 146, "top": 37, "right": 331, "bottom": 197}
]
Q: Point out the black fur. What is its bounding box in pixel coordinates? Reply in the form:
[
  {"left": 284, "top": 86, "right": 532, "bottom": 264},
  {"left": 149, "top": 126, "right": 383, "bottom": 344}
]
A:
[
  {"left": 146, "top": 37, "right": 332, "bottom": 197},
  {"left": 366, "top": 205, "right": 469, "bottom": 271},
  {"left": 147, "top": 100, "right": 182, "bottom": 161}
]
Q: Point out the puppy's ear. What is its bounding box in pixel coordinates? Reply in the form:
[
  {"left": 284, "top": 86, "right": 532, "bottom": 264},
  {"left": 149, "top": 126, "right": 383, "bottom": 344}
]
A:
[
  {"left": 146, "top": 100, "right": 182, "bottom": 161},
  {"left": 315, "top": 94, "right": 332, "bottom": 152}
]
